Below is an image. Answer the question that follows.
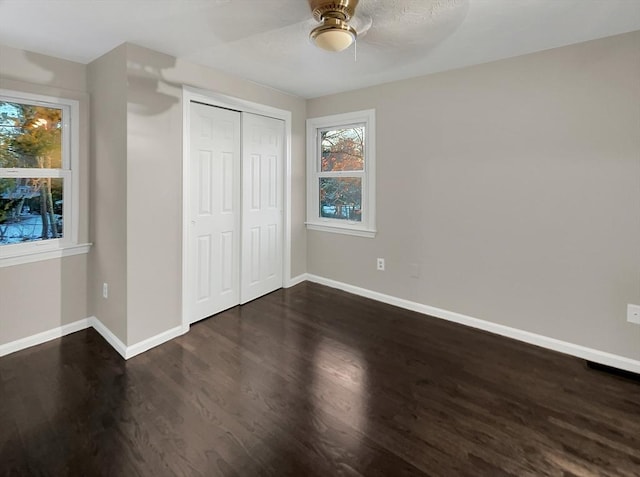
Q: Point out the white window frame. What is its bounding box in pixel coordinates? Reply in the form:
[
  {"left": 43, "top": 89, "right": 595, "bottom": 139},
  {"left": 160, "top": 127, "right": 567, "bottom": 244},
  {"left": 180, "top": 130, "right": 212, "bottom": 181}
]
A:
[
  {"left": 306, "top": 109, "right": 376, "bottom": 238},
  {"left": 0, "top": 89, "right": 87, "bottom": 267}
]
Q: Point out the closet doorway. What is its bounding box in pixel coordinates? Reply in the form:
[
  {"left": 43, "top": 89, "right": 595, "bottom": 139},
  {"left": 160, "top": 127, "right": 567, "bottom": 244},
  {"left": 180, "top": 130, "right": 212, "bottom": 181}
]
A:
[{"left": 183, "top": 89, "right": 289, "bottom": 325}]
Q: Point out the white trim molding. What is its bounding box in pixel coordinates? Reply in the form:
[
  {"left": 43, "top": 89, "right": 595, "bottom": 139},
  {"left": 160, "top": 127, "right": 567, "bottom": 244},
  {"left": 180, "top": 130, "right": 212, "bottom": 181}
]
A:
[
  {"left": 306, "top": 109, "right": 376, "bottom": 238},
  {"left": 305, "top": 274, "right": 640, "bottom": 375},
  {"left": 0, "top": 89, "right": 83, "bottom": 265},
  {"left": 0, "top": 243, "right": 91, "bottom": 268},
  {"left": 88, "top": 317, "right": 189, "bottom": 360},
  {"left": 1, "top": 316, "right": 189, "bottom": 360},
  {"left": 88, "top": 317, "right": 127, "bottom": 358},
  {"left": 0, "top": 318, "right": 91, "bottom": 357},
  {"left": 123, "top": 324, "right": 189, "bottom": 360},
  {"left": 285, "top": 273, "right": 309, "bottom": 288},
  {"left": 4, "top": 277, "right": 637, "bottom": 375},
  {"left": 305, "top": 223, "right": 376, "bottom": 238},
  {"left": 181, "top": 86, "right": 294, "bottom": 329}
]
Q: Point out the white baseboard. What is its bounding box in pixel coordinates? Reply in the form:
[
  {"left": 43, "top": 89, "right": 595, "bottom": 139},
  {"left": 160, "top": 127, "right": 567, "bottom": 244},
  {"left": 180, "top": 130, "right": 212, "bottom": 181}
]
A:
[
  {"left": 0, "top": 318, "right": 91, "bottom": 357},
  {"left": 87, "top": 317, "right": 189, "bottom": 359},
  {"left": 123, "top": 324, "right": 189, "bottom": 359},
  {"left": 88, "top": 316, "right": 128, "bottom": 358},
  {"left": 4, "top": 278, "right": 638, "bottom": 374},
  {"left": 306, "top": 274, "right": 640, "bottom": 375},
  {"left": 1, "top": 317, "right": 190, "bottom": 360},
  {"left": 285, "top": 273, "right": 309, "bottom": 288}
]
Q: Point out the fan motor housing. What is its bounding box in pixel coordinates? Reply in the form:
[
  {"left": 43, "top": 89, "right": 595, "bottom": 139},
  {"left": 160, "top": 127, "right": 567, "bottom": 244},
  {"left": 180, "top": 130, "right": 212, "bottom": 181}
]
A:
[{"left": 309, "top": 0, "right": 359, "bottom": 22}]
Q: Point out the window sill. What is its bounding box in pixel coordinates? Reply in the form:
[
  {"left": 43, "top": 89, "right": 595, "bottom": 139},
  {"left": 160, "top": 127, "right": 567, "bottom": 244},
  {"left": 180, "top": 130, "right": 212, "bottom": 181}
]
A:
[
  {"left": 306, "top": 222, "right": 376, "bottom": 238},
  {"left": 0, "top": 243, "right": 92, "bottom": 268}
]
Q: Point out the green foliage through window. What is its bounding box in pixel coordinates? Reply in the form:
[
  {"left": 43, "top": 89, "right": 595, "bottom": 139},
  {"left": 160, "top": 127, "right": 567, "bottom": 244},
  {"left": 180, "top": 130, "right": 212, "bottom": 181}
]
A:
[
  {"left": 0, "top": 101, "right": 64, "bottom": 245},
  {"left": 307, "top": 109, "right": 375, "bottom": 236},
  {"left": 320, "top": 126, "right": 364, "bottom": 172},
  {"left": 318, "top": 125, "right": 365, "bottom": 222}
]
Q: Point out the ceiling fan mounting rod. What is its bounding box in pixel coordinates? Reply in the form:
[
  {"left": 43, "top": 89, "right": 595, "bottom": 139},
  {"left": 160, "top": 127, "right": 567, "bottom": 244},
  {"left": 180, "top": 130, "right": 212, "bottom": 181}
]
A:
[{"left": 309, "top": 0, "right": 359, "bottom": 22}]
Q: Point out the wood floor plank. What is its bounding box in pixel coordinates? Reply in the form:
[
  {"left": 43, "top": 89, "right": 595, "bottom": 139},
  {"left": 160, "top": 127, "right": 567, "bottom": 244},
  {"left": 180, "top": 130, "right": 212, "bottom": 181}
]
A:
[{"left": 1, "top": 282, "right": 639, "bottom": 476}]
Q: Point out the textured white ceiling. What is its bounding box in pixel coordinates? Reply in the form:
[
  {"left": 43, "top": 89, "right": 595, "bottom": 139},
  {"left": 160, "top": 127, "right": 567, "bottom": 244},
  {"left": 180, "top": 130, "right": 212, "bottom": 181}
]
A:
[{"left": 0, "top": 0, "right": 639, "bottom": 98}]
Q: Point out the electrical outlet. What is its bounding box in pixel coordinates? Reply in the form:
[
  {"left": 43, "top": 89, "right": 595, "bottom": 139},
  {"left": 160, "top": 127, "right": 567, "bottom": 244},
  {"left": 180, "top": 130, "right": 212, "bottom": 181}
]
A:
[
  {"left": 103, "top": 283, "right": 108, "bottom": 299},
  {"left": 377, "top": 258, "right": 385, "bottom": 271},
  {"left": 627, "top": 304, "right": 640, "bottom": 324}
]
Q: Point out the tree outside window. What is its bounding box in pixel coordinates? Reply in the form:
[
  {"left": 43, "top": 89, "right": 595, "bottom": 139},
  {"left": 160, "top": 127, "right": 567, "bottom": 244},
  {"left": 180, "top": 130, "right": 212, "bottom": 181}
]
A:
[
  {"left": 306, "top": 109, "right": 376, "bottom": 237},
  {"left": 0, "top": 102, "right": 65, "bottom": 245},
  {"left": 319, "top": 126, "right": 364, "bottom": 222}
]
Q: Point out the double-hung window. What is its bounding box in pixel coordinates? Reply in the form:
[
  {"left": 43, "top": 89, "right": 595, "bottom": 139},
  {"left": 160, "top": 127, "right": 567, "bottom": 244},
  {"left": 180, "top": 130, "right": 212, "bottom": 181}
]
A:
[
  {"left": 0, "top": 89, "right": 82, "bottom": 265},
  {"left": 306, "top": 109, "right": 376, "bottom": 237}
]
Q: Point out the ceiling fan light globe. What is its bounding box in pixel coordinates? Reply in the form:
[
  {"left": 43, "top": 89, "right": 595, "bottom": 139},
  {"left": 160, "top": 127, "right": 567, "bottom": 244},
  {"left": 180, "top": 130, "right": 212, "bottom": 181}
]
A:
[
  {"left": 314, "top": 29, "right": 355, "bottom": 52},
  {"left": 310, "top": 17, "right": 357, "bottom": 52}
]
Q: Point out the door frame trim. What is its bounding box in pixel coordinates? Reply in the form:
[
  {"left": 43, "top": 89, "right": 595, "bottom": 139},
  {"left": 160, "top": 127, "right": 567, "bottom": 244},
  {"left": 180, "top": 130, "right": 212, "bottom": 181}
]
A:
[{"left": 181, "top": 86, "right": 292, "bottom": 329}]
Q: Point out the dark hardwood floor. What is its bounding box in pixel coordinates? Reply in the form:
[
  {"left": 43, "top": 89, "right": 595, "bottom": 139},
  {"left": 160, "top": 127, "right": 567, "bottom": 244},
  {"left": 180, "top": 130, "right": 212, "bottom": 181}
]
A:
[{"left": 1, "top": 282, "right": 639, "bottom": 476}]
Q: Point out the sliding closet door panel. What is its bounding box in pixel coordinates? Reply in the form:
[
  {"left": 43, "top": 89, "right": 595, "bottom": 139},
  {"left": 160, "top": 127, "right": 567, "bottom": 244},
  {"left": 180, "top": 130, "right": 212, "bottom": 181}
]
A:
[
  {"left": 188, "top": 102, "right": 241, "bottom": 323},
  {"left": 241, "top": 113, "right": 284, "bottom": 304}
]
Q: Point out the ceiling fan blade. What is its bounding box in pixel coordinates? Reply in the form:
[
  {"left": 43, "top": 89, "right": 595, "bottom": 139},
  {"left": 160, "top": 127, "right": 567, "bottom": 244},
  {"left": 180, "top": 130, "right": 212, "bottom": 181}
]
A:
[
  {"left": 357, "top": 0, "right": 469, "bottom": 48},
  {"left": 350, "top": 14, "right": 373, "bottom": 38}
]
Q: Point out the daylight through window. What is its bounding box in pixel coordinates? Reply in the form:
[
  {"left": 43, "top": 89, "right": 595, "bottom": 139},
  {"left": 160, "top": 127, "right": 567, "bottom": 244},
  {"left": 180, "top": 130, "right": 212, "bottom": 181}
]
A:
[
  {"left": 0, "top": 90, "right": 78, "bottom": 262},
  {"left": 307, "top": 110, "right": 376, "bottom": 237},
  {"left": 319, "top": 126, "right": 364, "bottom": 222}
]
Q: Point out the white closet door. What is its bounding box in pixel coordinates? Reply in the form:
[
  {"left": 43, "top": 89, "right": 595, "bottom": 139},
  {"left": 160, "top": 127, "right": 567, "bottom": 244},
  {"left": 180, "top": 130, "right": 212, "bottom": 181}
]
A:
[
  {"left": 240, "top": 113, "right": 284, "bottom": 304},
  {"left": 188, "top": 102, "right": 241, "bottom": 323}
]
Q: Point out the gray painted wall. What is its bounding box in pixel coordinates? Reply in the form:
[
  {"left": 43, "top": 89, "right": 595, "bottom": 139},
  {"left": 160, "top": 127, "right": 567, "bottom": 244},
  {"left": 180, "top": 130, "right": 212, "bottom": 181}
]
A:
[
  {"left": 124, "top": 44, "right": 307, "bottom": 343},
  {"left": 87, "top": 45, "right": 129, "bottom": 343},
  {"left": 3, "top": 41, "right": 307, "bottom": 349},
  {"left": 85, "top": 44, "right": 308, "bottom": 346},
  {"left": 3, "top": 31, "right": 638, "bottom": 364},
  {"left": 306, "top": 31, "right": 640, "bottom": 360},
  {"left": 0, "top": 45, "right": 90, "bottom": 346}
]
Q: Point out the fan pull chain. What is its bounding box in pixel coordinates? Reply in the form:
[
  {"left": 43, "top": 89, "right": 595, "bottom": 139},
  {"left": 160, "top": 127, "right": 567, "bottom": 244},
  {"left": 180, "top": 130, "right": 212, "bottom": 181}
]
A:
[{"left": 354, "top": 37, "right": 357, "bottom": 62}]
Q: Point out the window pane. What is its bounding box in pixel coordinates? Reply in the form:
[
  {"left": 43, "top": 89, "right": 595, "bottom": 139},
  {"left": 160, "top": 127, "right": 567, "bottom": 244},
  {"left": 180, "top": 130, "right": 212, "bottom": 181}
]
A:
[
  {"left": 319, "top": 177, "right": 362, "bottom": 222},
  {"left": 0, "top": 102, "right": 63, "bottom": 168},
  {"left": 320, "top": 126, "right": 364, "bottom": 172},
  {"left": 0, "top": 177, "right": 64, "bottom": 244}
]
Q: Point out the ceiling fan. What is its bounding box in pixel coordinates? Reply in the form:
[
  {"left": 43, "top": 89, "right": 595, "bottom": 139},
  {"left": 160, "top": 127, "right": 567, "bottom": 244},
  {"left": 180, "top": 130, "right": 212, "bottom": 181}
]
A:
[
  {"left": 307, "top": 0, "right": 468, "bottom": 53},
  {"left": 308, "top": 0, "right": 365, "bottom": 52}
]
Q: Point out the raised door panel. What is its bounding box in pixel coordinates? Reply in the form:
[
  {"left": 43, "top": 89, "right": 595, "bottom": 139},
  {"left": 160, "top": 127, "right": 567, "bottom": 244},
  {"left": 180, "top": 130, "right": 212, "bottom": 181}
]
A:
[
  {"left": 240, "top": 113, "right": 284, "bottom": 303},
  {"left": 189, "top": 102, "right": 241, "bottom": 323}
]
